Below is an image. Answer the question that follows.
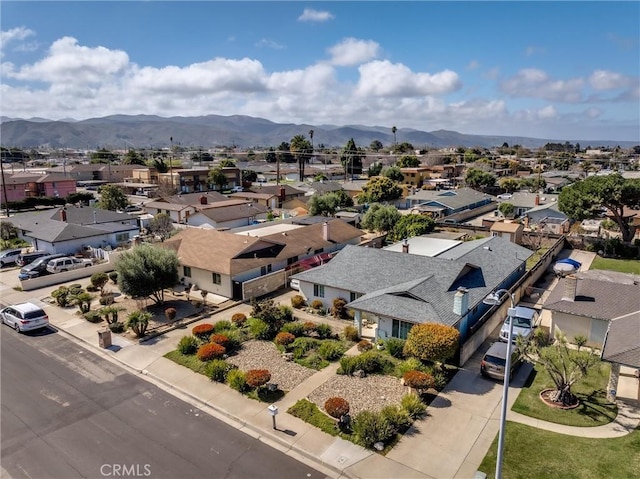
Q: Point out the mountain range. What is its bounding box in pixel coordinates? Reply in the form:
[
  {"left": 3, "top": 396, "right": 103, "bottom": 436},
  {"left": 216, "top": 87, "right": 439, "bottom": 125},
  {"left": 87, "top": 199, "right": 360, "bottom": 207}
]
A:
[{"left": 0, "top": 114, "right": 635, "bottom": 150}]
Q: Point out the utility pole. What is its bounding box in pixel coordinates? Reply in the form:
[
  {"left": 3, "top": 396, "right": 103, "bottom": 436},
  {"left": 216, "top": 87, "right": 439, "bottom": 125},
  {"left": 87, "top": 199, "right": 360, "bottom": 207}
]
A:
[
  {"left": 170, "top": 136, "right": 175, "bottom": 193},
  {"left": 0, "top": 157, "right": 10, "bottom": 217}
]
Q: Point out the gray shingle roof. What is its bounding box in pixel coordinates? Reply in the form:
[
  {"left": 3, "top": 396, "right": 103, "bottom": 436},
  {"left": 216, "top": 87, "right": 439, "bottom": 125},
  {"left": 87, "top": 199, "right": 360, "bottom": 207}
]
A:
[
  {"left": 601, "top": 311, "right": 640, "bottom": 368},
  {"left": 407, "top": 187, "right": 493, "bottom": 210}
]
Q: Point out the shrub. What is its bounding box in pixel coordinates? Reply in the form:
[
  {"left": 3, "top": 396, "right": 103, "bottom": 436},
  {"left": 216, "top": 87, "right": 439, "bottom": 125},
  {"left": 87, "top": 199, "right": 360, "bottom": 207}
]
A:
[
  {"left": 432, "top": 370, "right": 449, "bottom": 391},
  {"left": 331, "top": 297, "right": 348, "bottom": 319},
  {"left": 291, "top": 294, "right": 306, "bottom": 309},
  {"left": 84, "top": 311, "right": 103, "bottom": 323},
  {"left": 213, "top": 320, "right": 233, "bottom": 333},
  {"left": 385, "top": 338, "right": 406, "bottom": 358},
  {"left": 245, "top": 369, "right": 271, "bottom": 389},
  {"left": 358, "top": 340, "right": 373, "bottom": 352},
  {"left": 403, "top": 370, "right": 435, "bottom": 391},
  {"left": 401, "top": 394, "right": 427, "bottom": 420},
  {"left": 108, "top": 271, "right": 118, "bottom": 284},
  {"left": 310, "top": 299, "right": 324, "bottom": 310},
  {"left": 231, "top": 313, "right": 247, "bottom": 326},
  {"left": 352, "top": 410, "right": 394, "bottom": 449},
  {"left": 210, "top": 333, "right": 230, "bottom": 348},
  {"left": 324, "top": 397, "right": 350, "bottom": 419},
  {"left": 303, "top": 321, "right": 318, "bottom": 334},
  {"left": 98, "top": 295, "right": 114, "bottom": 306},
  {"left": 298, "top": 353, "right": 327, "bottom": 370},
  {"left": 318, "top": 340, "right": 347, "bottom": 361},
  {"left": 90, "top": 272, "right": 109, "bottom": 293},
  {"left": 227, "top": 369, "right": 248, "bottom": 392},
  {"left": 109, "top": 322, "right": 125, "bottom": 333},
  {"left": 126, "top": 310, "right": 152, "bottom": 338},
  {"left": 219, "top": 328, "right": 243, "bottom": 351},
  {"left": 343, "top": 325, "right": 359, "bottom": 342},
  {"left": 316, "top": 323, "right": 333, "bottom": 339},
  {"left": 279, "top": 305, "right": 293, "bottom": 322},
  {"left": 192, "top": 323, "right": 215, "bottom": 341},
  {"left": 178, "top": 335, "right": 199, "bottom": 355},
  {"left": 291, "top": 336, "right": 321, "bottom": 353},
  {"left": 280, "top": 322, "right": 306, "bottom": 336},
  {"left": 51, "top": 286, "right": 71, "bottom": 307},
  {"left": 196, "top": 343, "right": 226, "bottom": 361},
  {"left": 74, "top": 292, "right": 95, "bottom": 314},
  {"left": 86, "top": 285, "right": 99, "bottom": 292},
  {"left": 206, "top": 359, "right": 235, "bottom": 383},
  {"left": 247, "top": 317, "right": 271, "bottom": 340},
  {"left": 68, "top": 284, "right": 83, "bottom": 295},
  {"left": 380, "top": 405, "right": 411, "bottom": 433},
  {"left": 403, "top": 323, "right": 460, "bottom": 364},
  {"left": 395, "top": 357, "right": 429, "bottom": 377},
  {"left": 164, "top": 307, "right": 177, "bottom": 321},
  {"left": 275, "top": 332, "right": 296, "bottom": 346}
]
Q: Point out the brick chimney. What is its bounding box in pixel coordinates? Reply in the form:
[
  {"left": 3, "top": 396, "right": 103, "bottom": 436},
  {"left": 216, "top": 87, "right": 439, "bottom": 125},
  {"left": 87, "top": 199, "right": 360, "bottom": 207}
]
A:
[
  {"left": 453, "top": 287, "right": 469, "bottom": 316},
  {"left": 322, "top": 221, "right": 329, "bottom": 241},
  {"left": 59, "top": 208, "right": 67, "bottom": 222},
  {"left": 534, "top": 194, "right": 540, "bottom": 206},
  {"left": 562, "top": 274, "right": 578, "bottom": 302},
  {"left": 279, "top": 186, "right": 286, "bottom": 201},
  {"left": 199, "top": 195, "right": 207, "bottom": 205},
  {"left": 402, "top": 238, "right": 409, "bottom": 254}
]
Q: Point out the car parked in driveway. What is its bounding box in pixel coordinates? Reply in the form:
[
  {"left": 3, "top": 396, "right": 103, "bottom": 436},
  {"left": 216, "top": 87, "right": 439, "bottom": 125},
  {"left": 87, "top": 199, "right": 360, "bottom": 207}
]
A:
[
  {"left": 0, "top": 248, "right": 23, "bottom": 267},
  {"left": 16, "top": 250, "right": 50, "bottom": 267},
  {"left": 498, "top": 306, "right": 540, "bottom": 343},
  {"left": 1, "top": 302, "right": 49, "bottom": 332},
  {"left": 46, "top": 256, "right": 93, "bottom": 274},
  {"left": 480, "top": 341, "right": 522, "bottom": 380},
  {"left": 18, "top": 254, "right": 66, "bottom": 280}
]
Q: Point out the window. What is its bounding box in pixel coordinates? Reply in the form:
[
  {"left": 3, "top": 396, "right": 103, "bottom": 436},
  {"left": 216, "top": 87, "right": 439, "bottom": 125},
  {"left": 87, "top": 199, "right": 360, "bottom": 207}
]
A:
[
  {"left": 314, "top": 249, "right": 323, "bottom": 254},
  {"left": 392, "top": 319, "right": 414, "bottom": 339},
  {"left": 287, "top": 256, "right": 299, "bottom": 265},
  {"left": 350, "top": 292, "right": 360, "bottom": 302},
  {"left": 115, "top": 232, "right": 130, "bottom": 242},
  {"left": 212, "top": 272, "right": 221, "bottom": 285},
  {"left": 313, "top": 284, "right": 325, "bottom": 298},
  {"left": 183, "top": 266, "right": 191, "bottom": 278},
  {"left": 260, "top": 264, "right": 272, "bottom": 275}
]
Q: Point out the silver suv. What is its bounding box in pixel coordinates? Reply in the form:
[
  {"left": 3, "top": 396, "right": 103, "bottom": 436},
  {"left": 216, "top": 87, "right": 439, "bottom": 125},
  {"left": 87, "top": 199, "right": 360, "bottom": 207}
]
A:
[
  {"left": 499, "top": 306, "right": 540, "bottom": 343},
  {"left": 46, "top": 256, "right": 93, "bottom": 273}
]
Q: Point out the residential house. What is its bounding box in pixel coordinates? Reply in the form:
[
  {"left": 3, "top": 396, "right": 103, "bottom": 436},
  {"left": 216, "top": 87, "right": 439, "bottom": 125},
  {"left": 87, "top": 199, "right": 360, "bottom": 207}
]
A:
[
  {"left": 405, "top": 187, "right": 494, "bottom": 219},
  {"left": 503, "top": 192, "right": 559, "bottom": 218},
  {"left": 231, "top": 184, "right": 306, "bottom": 209},
  {"left": 490, "top": 221, "right": 524, "bottom": 244},
  {"left": 46, "top": 164, "right": 148, "bottom": 183},
  {"left": 157, "top": 167, "right": 241, "bottom": 193},
  {"left": 9, "top": 205, "right": 139, "bottom": 255},
  {"left": 143, "top": 191, "right": 229, "bottom": 224},
  {"left": 163, "top": 218, "right": 363, "bottom": 300},
  {"left": 544, "top": 270, "right": 640, "bottom": 347},
  {"left": 400, "top": 166, "right": 432, "bottom": 188},
  {"left": 523, "top": 200, "right": 570, "bottom": 234},
  {"left": 292, "top": 236, "right": 533, "bottom": 343},
  {"left": 185, "top": 201, "right": 270, "bottom": 229},
  {"left": 1, "top": 173, "right": 76, "bottom": 202}
]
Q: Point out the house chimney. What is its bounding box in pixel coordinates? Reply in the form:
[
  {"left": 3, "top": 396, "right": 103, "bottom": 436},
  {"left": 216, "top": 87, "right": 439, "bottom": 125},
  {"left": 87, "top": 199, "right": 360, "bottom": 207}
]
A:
[
  {"left": 562, "top": 274, "right": 578, "bottom": 302},
  {"left": 200, "top": 195, "right": 207, "bottom": 205},
  {"left": 453, "top": 287, "right": 469, "bottom": 316},
  {"left": 279, "top": 186, "right": 285, "bottom": 201},
  {"left": 60, "top": 208, "right": 67, "bottom": 222},
  {"left": 322, "top": 221, "right": 329, "bottom": 241},
  {"left": 534, "top": 194, "right": 540, "bottom": 206},
  {"left": 402, "top": 238, "right": 409, "bottom": 254}
]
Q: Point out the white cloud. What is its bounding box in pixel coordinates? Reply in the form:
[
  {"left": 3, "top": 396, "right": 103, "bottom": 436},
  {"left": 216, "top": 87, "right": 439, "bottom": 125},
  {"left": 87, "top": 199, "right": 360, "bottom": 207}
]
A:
[
  {"left": 501, "top": 68, "right": 584, "bottom": 102},
  {"left": 298, "top": 8, "right": 334, "bottom": 22},
  {"left": 589, "top": 70, "right": 632, "bottom": 90},
  {"left": 537, "top": 105, "right": 557, "bottom": 119},
  {"left": 255, "top": 38, "right": 286, "bottom": 50},
  {"left": 266, "top": 63, "right": 336, "bottom": 95},
  {"left": 328, "top": 38, "right": 380, "bottom": 66},
  {"left": 1, "top": 26, "right": 36, "bottom": 57},
  {"left": 356, "top": 60, "right": 461, "bottom": 97}
]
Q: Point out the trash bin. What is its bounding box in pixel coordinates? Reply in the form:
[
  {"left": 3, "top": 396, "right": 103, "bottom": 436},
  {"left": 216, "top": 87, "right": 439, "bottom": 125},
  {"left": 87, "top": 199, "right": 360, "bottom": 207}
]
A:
[{"left": 98, "top": 329, "right": 112, "bottom": 348}]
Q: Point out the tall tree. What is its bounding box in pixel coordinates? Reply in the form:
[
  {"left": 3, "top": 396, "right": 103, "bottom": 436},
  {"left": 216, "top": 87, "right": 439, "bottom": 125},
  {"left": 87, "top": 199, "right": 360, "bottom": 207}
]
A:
[
  {"left": 290, "top": 135, "right": 312, "bottom": 181},
  {"left": 148, "top": 213, "right": 174, "bottom": 240},
  {"left": 308, "top": 129, "right": 314, "bottom": 163},
  {"left": 558, "top": 173, "right": 640, "bottom": 242},
  {"left": 464, "top": 168, "right": 496, "bottom": 191},
  {"left": 382, "top": 166, "right": 404, "bottom": 182},
  {"left": 208, "top": 167, "right": 228, "bottom": 191},
  {"left": 391, "top": 126, "right": 397, "bottom": 148},
  {"left": 116, "top": 244, "right": 179, "bottom": 305},
  {"left": 265, "top": 147, "right": 277, "bottom": 163},
  {"left": 97, "top": 184, "right": 128, "bottom": 211},
  {"left": 276, "top": 142, "right": 294, "bottom": 163},
  {"left": 308, "top": 191, "right": 353, "bottom": 216},
  {"left": 340, "top": 138, "right": 364, "bottom": 181},
  {"left": 369, "top": 140, "right": 383, "bottom": 152},
  {"left": 396, "top": 155, "right": 420, "bottom": 168},
  {"left": 388, "top": 214, "right": 436, "bottom": 242},
  {"left": 360, "top": 203, "right": 401, "bottom": 233},
  {"left": 357, "top": 176, "right": 403, "bottom": 204},
  {"left": 218, "top": 159, "right": 236, "bottom": 168}
]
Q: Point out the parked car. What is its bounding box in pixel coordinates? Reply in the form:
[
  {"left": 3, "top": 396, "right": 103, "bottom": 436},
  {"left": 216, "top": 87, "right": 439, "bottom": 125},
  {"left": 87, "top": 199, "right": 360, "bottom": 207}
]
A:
[
  {"left": 499, "top": 306, "right": 540, "bottom": 343},
  {"left": 0, "top": 248, "right": 23, "bottom": 267},
  {"left": 289, "top": 278, "right": 300, "bottom": 291},
  {"left": 46, "top": 256, "right": 93, "bottom": 274},
  {"left": 480, "top": 341, "right": 522, "bottom": 380},
  {"left": 16, "top": 250, "right": 50, "bottom": 267},
  {"left": 0, "top": 302, "right": 49, "bottom": 333},
  {"left": 18, "top": 254, "right": 66, "bottom": 280}
]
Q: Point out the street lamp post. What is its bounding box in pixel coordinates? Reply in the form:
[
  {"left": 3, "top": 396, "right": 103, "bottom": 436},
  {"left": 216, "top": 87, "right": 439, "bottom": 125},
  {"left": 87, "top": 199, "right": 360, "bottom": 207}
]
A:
[{"left": 483, "top": 289, "right": 516, "bottom": 479}]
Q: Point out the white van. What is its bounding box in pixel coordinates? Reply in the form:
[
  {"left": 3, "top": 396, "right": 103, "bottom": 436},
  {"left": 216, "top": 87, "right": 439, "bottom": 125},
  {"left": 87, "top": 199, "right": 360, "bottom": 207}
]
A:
[{"left": 289, "top": 278, "right": 300, "bottom": 291}]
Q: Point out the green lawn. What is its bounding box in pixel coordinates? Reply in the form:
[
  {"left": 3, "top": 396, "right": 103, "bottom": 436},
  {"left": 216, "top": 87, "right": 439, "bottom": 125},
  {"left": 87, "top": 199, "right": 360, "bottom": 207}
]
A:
[
  {"left": 589, "top": 256, "right": 640, "bottom": 274},
  {"left": 512, "top": 362, "right": 617, "bottom": 427},
  {"left": 479, "top": 422, "right": 640, "bottom": 479},
  {"left": 164, "top": 350, "right": 210, "bottom": 375}
]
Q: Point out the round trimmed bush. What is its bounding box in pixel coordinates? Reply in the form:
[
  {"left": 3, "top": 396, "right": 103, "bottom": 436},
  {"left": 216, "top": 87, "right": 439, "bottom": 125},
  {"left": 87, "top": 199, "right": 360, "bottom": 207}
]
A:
[
  {"left": 290, "top": 294, "right": 306, "bottom": 309},
  {"left": 310, "top": 299, "right": 323, "bottom": 310},
  {"left": 108, "top": 271, "right": 118, "bottom": 283},
  {"left": 192, "top": 323, "right": 215, "bottom": 340},
  {"left": 196, "top": 343, "right": 226, "bottom": 361},
  {"left": 275, "top": 332, "right": 296, "bottom": 346},
  {"left": 303, "top": 321, "right": 317, "bottom": 334},
  {"left": 343, "top": 325, "right": 359, "bottom": 342},
  {"left": 281, "top": 321, "right": 305, "bottom": 336},
  {"left": 324, "top": 397, "right": 350, "bottom": 419},
  {"left": 210, "top": 333, "right": 230, "bottom": 348},
  {"left": 318, "top": 340, "right": 346, "bottom": 361},
  {"left": 231, "top": 313, "right": 247, "bottom": 326},
  {"left": 400, "top": 394, "right": 427, "bottom": 420},
  {"left": 164, "top": 307, "right": 177, "bottom": 321},
  {"left": 315, "top": 323, "right": 333, "bottom": 339},
  {"left": 245, "top": 369, "right": 271, "bottom": 389},
  {"left": 178, "top": 335, "right": 199, "bottom": 355},
  {"left": 213, "top": 320, "right": 232, "bottom": 333},
  {"left": 402, "top": 370, "right": 435, "bottom": 391},
  {"left": 206, "top": 359, "right": 235, "bottom": 383},
  {"left": 227, "top": 369, "right": 248, "bottom": 392},
  {"left": 357, "top": 340, "right": 373, "bottom": 352}
]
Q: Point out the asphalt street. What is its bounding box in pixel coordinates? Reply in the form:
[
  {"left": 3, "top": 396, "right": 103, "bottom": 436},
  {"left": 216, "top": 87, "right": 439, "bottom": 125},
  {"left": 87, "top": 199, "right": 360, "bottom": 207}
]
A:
[{"left": 0, "top": 324, "right": 326, "bottom": 479}]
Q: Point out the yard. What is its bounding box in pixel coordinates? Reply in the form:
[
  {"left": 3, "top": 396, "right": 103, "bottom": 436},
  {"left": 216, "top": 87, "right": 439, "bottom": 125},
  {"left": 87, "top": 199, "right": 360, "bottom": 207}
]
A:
[{"left": 589, "top": 256, "right": 640, "bottom": 275}]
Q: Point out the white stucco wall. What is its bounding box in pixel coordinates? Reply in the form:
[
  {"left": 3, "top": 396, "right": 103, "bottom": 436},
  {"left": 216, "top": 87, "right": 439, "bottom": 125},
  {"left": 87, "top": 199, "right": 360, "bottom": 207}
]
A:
[
  {"left": 551, "top": 311, "right": 609, "bottom": 347},
  {"left": 183, "top": 266, "right": 232, "bottom": 298},
  {"left": 28, "top": 227, "right": 139, "bottom": 256}
]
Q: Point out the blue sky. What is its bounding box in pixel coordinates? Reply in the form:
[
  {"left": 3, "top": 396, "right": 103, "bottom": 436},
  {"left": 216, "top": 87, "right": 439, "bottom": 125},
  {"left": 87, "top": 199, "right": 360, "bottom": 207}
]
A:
[{"left": 1, "top": 1, "right": 638, "bottom": 142}]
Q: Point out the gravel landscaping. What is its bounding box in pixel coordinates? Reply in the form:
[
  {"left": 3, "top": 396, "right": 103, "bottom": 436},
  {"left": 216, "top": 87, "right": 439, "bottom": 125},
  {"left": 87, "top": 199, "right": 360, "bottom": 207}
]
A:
[
  {"left": 226, "top": 340, "right": 317, "bottom": 392},
  {"left": 308, "top": 374, "right": 409, "bottom": 416}
]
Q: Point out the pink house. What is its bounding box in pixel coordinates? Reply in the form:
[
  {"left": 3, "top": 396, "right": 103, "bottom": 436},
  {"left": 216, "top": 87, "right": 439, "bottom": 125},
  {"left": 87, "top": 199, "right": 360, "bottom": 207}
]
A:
[{"left": 0, "top": 173, "right": 76, "bottom": 202}]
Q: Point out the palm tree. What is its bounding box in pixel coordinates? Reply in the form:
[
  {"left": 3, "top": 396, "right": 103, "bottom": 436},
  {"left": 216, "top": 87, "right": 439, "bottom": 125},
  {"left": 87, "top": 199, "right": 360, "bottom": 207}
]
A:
[
  {"left": 308, "top": 129, "right": 314, "bottom": 163},
  {"left": 290, "top": 135, "right": 312, "bottom": 181},
  {"left": 391, "top": 126, "right": 397, "bottom": 149}
]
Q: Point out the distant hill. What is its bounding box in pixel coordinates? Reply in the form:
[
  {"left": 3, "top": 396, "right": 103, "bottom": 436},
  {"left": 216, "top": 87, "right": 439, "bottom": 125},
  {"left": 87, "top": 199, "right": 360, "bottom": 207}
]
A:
[{"left": 0, "top": 114, "right": 635, "bottom": 149}]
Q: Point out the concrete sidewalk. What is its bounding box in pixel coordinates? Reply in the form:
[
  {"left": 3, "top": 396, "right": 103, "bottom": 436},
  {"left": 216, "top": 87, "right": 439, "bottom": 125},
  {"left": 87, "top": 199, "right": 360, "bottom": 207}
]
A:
[{"left": 2, "top": 269, "right": 639, "bottom": 479}]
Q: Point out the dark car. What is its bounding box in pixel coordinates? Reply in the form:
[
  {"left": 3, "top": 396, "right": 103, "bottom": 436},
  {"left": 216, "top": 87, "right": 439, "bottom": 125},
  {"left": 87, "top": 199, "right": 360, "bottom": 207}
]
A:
[
  {"left": 18, "top": 254, "right": 65, "bottom": 280},
  {"left": 480, "top": 341, "right": 523, "bottom": 381},
  {"left": 16, "top": 250, "right": 50, "bottom": 267}
]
